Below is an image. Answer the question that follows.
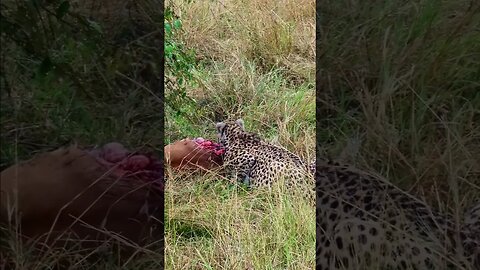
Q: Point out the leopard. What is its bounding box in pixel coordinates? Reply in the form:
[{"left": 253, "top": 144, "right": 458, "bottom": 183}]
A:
[
  {"left": 310, "top": 158, "right": 316, "bottom": 175},
  {"left": 315, "top": 157, "right": 480, "bottom": 270},
  {"left": 215, "top": 119, "right": 314, "bottom": 200}
]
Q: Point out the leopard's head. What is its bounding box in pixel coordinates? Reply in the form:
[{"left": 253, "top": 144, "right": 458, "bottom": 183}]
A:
[
  {"left": 215, "top": 119, "right": 262, "bottom": 147},
  {"left": 215, "top": 119, "right": 245, "bottom": 147}
]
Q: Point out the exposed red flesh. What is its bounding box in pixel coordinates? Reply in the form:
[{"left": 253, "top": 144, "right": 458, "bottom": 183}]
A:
[
  {"left": 192, "top": 137, "right": 225, "bottom": 156},
  {"left": 89, "top": 142, "right": 163, "bottom": 191}
]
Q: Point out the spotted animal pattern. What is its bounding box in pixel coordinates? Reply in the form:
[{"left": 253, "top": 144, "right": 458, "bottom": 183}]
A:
[
  {"left": 215, "top": 119, "right": 314, "bottom": 200},
  {"left": 315, "top": 158, "right": 480, "bottom": 270}
]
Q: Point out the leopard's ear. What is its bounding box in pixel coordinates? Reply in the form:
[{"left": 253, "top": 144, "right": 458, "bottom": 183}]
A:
[
  {"left": 235, "top": 119, "right": 245, "bottom": 130},
  {"left": 215, "top": 122, "right": 226, "bottom": 133}
]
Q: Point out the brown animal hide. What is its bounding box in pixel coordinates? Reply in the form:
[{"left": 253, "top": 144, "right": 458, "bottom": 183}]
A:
[
  {"left": 0, "top": 143, "right": 163, "bottom": 250},
  {"left": 164, "top": 139, "right": 223, "bottom": 170}
]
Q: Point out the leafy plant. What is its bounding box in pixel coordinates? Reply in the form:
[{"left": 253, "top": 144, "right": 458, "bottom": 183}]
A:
[{"left": 164, "top": 5, "right": 197, "bottom": 116}]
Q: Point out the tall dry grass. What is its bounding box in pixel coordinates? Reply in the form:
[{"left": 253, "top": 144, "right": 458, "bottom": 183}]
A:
[
  {"left": 165, "top": 170, "right": 315, "bottom": 269},
  {"left": 318, "top": 0, "right": 480, "bottom": 210},
  {"left": 169, "top": 0, "right": 315, "bottom": 82},
  {"left": 318, "top": 2, "right": 479, "bottom": 268}
]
